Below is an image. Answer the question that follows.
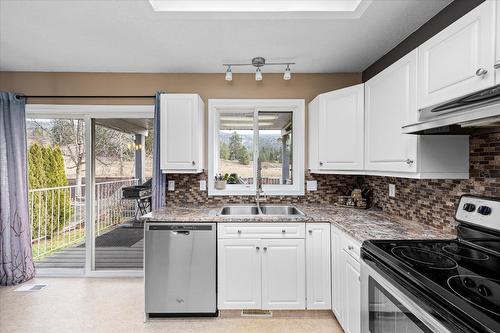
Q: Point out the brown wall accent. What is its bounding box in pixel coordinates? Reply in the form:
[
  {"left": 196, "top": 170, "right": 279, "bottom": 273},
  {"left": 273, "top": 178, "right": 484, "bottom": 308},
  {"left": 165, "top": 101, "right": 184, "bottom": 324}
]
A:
[
  {"left": 362, "top": 0, "right": 485, "bottom": 82},
  {"left": 0, "top": 72, "right": 361, "bottom": 105}
]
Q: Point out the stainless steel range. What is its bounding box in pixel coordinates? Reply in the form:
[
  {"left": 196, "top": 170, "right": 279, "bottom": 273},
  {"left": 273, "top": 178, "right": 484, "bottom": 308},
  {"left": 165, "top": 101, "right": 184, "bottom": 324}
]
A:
[{"left": 361, "top": 195, "right": 500, "bottom": 333}]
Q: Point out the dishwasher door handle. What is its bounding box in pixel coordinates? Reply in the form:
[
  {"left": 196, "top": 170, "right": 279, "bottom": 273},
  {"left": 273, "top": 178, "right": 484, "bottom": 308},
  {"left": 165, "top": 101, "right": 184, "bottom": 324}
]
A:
[{"left": 172, "top": 231, "right": 190, "bottom": 235}]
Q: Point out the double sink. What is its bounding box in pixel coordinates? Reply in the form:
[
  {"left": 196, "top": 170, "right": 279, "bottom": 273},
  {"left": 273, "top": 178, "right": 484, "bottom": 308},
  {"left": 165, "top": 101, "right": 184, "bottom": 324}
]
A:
[{"left": 218, "top": 204, "right": 305, "bottom": 217}]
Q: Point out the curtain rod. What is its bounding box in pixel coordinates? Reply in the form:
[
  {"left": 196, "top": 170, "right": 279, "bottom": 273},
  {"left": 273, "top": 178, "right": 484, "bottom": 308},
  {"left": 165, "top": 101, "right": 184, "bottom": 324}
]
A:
[{"left": 16, "top": 95, "right": 156, "bottom": 99}]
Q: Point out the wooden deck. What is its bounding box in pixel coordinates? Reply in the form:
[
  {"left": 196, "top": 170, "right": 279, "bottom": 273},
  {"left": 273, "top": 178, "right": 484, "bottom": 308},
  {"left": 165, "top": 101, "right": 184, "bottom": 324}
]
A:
[{"left": 35, "top": 230, "right": 144, "bottom": 270}]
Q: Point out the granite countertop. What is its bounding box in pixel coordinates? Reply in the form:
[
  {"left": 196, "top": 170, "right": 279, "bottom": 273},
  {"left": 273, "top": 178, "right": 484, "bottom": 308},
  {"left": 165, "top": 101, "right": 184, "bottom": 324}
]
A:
[{"left": 142, "top": 204, "right": 454, "bottom": 242}]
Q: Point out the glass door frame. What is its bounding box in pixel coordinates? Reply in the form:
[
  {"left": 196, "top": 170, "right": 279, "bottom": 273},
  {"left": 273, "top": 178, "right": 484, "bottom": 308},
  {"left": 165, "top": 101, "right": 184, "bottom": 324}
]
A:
[{"left": 26, "top": 104, "right": 154, "bottom": 277}]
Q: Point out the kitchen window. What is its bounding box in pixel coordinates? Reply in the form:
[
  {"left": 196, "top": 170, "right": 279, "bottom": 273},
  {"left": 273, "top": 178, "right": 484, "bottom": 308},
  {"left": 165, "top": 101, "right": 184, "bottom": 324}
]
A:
[{"left": 208, "top": 99, "right": 304, "bottom": 196}]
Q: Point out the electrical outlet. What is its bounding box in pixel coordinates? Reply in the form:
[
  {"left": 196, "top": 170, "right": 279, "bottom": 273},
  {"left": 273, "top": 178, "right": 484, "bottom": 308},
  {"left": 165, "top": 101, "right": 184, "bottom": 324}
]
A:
[
  {"left": 199, "top": 180, "right": 207, "bottom": 191},
  {"left": 306, "top": 180, "right": 318, "bottom": 191},
  {"left": 389, "top": 184, "right": 396, "bottom": 198},
  {"left": 168, "top": 180, "right": 175, "bottom": 191}
]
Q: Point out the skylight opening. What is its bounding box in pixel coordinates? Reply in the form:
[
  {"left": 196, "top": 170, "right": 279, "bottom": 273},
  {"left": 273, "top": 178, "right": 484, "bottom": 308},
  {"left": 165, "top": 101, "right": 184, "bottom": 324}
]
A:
[{"left": 148, "top": 0, "right": 364, "bottom": 13}]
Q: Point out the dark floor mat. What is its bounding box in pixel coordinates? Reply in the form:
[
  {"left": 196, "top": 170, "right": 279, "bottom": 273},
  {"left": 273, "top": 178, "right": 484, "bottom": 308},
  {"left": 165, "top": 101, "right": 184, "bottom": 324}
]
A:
[{"left": 78, "top": 227, "right": 143, "bottom": 248}]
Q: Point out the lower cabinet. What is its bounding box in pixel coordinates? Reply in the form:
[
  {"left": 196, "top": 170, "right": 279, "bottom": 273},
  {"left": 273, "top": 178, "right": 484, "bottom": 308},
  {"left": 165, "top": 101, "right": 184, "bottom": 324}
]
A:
[
  {"left": 217, "top": 223, "right": 330, "bottom": 311},
  {"left": 217, "top": 239, "right": 262, "bottom": 309},
  {"left": 261, "top": 239, "right": 306, "bottom": 310},
  {"left": 331, "top": 226, "right": 361, "bottom": 333},
  {"left": 306, "top": 223, "right": 331, "bottom": 309}
]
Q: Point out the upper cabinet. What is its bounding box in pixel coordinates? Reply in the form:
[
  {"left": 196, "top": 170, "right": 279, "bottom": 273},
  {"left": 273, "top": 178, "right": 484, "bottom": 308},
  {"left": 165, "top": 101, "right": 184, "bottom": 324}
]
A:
[
  {"left": 417, "top": 1, "right": 496, "bottom": 109},
  {"left": 496, "top": 1, "right": 500, "bottom": 84},
  {"left": 160, "top": 94, "right": 205, "bottom": 173},
  {"left": 365, "top": 50, "right": 469, "bottom": 178},
  {"left": 365, "top": 50, "right": 418, "bottom": 173},
  {"left": 308, "top": 84, "right": 364, "bottom": 172}
]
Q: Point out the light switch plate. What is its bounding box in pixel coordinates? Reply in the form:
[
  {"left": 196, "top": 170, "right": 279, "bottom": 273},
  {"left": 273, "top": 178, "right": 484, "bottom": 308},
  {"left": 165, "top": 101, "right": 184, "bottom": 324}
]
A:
[
  {"left": 199, "top": 180, "right": 207, "bottom": 191},
  {"left": 389, "top": 184, "right": 396, "bottom": 197},
  {"left": 168, "top": 180, "right": 175, "bottom": 191},
  {"left": 306, "top": 180, "right": 318, "bottom": 191}
]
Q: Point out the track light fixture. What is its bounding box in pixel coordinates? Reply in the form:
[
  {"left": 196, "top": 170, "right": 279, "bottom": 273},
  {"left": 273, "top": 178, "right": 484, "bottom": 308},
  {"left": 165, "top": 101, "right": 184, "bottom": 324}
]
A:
[
  {"left": 225, "top": 66, "right": 233, "bottom": 81},
  {"left": 223, "top": 57, "right": 295, "bottom": 81}
]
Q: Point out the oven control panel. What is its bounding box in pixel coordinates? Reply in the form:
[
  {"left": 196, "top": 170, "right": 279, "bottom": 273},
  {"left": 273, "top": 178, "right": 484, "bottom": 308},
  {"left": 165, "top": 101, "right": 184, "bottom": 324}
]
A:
[{"left": 455, "top": 195, "right": 500, "bottom": 231}]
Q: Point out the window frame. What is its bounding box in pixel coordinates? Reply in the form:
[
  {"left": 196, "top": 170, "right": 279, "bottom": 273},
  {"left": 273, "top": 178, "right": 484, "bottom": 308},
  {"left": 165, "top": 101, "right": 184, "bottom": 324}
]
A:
[{"left": 208, "top": 99, "right": 305, "bottom": 196}]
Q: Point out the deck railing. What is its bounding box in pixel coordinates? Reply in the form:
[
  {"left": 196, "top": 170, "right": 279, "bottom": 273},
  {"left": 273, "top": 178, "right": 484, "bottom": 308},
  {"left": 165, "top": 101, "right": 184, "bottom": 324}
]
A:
[{"left": 29, "top": 178, "right": 139, "bottom": 260}]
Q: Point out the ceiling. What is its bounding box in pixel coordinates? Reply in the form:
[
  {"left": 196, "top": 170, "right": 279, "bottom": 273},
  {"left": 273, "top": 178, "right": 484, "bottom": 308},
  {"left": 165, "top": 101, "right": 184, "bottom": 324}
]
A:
[{"left": 0, "top": 0, "right": 453, "bottom": 73}]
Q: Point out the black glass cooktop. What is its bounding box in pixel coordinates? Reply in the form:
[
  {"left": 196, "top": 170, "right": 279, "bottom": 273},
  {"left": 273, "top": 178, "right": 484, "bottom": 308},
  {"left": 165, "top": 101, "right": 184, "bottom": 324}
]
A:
[{"left": 363, "top": 238, "right": 500, "bottom": 333}]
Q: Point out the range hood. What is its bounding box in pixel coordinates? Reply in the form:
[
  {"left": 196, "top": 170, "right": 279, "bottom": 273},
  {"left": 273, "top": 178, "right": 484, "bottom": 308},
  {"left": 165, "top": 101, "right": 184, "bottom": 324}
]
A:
[{"left": 403, "top": 84, "right": 500, "bottom": 135}]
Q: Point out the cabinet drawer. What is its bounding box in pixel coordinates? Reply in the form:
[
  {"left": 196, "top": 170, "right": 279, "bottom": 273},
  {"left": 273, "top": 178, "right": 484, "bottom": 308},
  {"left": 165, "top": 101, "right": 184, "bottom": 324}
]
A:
[
  {"left": 217, "top": 223, "right": 305, "bottom": 239},
  {"left": 342, "top": 235, "right": 361, "bottom": 261}
]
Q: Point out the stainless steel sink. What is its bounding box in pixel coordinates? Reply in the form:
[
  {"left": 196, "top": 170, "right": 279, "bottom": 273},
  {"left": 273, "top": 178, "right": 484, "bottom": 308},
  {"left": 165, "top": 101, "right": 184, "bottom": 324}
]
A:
[
  {"left": 219, "top": 205, "right": 260, "bottom": 216},
  {"left": 259, "top": 205, "right": 304, "bottom": 216},
  {"left": 218, "top": 204, "right": 304, "bottom": 216}
]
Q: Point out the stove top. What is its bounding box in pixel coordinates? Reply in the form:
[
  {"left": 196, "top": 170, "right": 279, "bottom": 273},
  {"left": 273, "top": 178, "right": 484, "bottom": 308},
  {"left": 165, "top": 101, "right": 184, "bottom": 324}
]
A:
[{"left": 362, "top": 195, "right": 500, "bottom": 333}]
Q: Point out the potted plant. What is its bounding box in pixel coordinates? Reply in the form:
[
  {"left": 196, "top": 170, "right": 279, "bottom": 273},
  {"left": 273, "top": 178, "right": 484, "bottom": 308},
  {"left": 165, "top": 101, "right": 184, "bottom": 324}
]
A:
[{"left": 215, "top": 173, "right": 228, "bottom": 190}]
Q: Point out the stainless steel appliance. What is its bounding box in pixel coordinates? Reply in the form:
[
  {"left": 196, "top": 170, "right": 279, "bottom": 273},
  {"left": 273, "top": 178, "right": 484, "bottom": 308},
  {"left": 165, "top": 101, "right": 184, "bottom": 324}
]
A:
[
  {"left": 145, "top": 223, "right": 217, "bottom": 317},
  {"left": 403, "top": 84, "right": 500, "bottom": 134},
  {"left": 361, "top": 195, "right": 500, "bottom": 333}
]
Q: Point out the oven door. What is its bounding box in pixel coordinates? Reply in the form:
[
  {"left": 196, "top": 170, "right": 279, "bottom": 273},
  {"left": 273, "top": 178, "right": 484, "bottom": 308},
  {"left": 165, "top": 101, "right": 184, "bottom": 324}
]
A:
[{"left": 360, "top": 259, "right": 451, "bottom": 333}]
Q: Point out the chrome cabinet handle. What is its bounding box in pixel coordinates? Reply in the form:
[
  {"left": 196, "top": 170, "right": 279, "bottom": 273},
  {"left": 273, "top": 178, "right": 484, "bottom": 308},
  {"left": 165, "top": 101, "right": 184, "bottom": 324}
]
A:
[
  {"left": 256, "top": 246, "right": 260, "bottom": 251},
  {"left": 494, "top": 62, "right": 500, "bottom": 70},
  {"left": 237, "top": 230, "right": 242, "bottom": 234},
  {"left": 476, "top": 68, "right": 488, "bottom": 77},
  {"left": 192, "top": 161, "right": 195, "bottom": 165},
  {"left": 263, "top": 247, "right": 267, "bottom": 251},
  {"left": 308, "top": 230, "right": 313, "bottom": 234},
  {"left": 406, "top": 159, "right": 414, "bottom": 165},
  {"left": 348, "top": 245, "right": 354, "bottom": 251},
  {"left": 282, "top": 229, "right": 286, "bottom": 233},
  {"left": 319, "top": 161, "right": 324, "bottom": 166}
]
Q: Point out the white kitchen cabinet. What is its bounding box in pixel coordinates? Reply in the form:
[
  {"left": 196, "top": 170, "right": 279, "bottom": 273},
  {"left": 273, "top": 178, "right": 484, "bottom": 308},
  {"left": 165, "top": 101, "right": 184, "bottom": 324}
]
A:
[
  {"left": 309, "top": 84, "right": 364, "bottom": 172},
  {"left": 217, "top": 239, "right": 262, "bottom": 309},
  {"left": 217, "top": 224, "right": 306, "bottom": 310},
  {"left": 331, "top": 226, "right": 361, "bottom": 333},
  {"left": 417, "top": 1, "right": 496, "bottom": 109},
  {"left": 342, "top": 250, "right": 361, "bottom": 333},
  {"left": 496, "top": 0, "right": 500, "bottom": 85},
  {"left": 160, "top": 93, "right": 204, "bottom": 173},
  {"left": 365, "top": 50, "right": 469, "bottom": 178},
  {"left": 331, "top": 227, "right": 343, "bottom": 320},
  {"left": 261, "top": 239, "right": 306, "bottom": 310},
  {"left": 306, "top": 223, "right": 331, "bottom": 310}
]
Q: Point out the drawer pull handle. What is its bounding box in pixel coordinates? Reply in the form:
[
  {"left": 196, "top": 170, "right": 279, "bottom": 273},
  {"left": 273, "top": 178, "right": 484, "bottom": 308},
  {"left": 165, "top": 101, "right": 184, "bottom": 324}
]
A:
[
  {"left": 475, "top": 68, "right": 488, "bottom": 77},
  {"left": 308, "top": 230, "right": 312, "bottom": 234},
  {"left": 256, "top": 246, "right": 260, "bottom": 251},
  {"left": 282, "top": 229, "right": 286, "bottom": 233},
  {"left": 348, "top": 245, "right": 354, "bottom": 251},
  {"left": 263, "top": 247, "right": 267, "bottom": 251},
  {"left": 237, "top": 230, "right": 242, "bottom": 234}
]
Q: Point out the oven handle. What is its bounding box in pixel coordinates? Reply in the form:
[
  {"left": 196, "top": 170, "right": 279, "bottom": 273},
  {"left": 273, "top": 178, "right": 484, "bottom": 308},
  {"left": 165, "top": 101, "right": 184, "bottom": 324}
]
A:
[{"left": 360, "top": 258, "right": 453, "bottom": 333}]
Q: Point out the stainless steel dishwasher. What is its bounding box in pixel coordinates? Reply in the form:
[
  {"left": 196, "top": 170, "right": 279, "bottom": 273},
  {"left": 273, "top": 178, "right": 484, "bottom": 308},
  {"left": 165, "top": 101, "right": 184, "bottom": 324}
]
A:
[{"left": 144, "top": 223, "right": 217, "bottom": 317}]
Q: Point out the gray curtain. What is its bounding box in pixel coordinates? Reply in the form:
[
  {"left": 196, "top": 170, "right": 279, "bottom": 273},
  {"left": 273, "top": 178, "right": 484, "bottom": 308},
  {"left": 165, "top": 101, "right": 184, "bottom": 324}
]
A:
[
  {"left": 152, "top": 92, "right": 167, "bottom": 210},
  {"left": 0, "top": 92, "right": 35, "bottom": 285}
]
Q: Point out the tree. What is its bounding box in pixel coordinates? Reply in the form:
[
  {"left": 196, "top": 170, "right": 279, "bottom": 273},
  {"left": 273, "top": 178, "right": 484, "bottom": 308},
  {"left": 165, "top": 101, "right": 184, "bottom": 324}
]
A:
[
  {"left": 220, "top": 142, "right": 230, "bottom": 160},
  {"left": 237, "top": 146, "right": 251, "bottom": 165},
  {"left": 228, "top": 131, "right": 242, "bottom": 160}
]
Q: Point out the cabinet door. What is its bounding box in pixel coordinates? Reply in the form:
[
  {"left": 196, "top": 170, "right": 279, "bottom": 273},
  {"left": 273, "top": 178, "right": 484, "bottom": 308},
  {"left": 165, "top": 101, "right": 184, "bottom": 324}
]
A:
[
  {"left": 160, "top": 94, "right": 200, "bottom": 171},
  {"left": 261, "top": 239, "right": 306, "bottom": 310},
  {"left": 306, "top": 223, "right": 331, "bottom": 310},
  {"left": 342, "top": 251, "right": 361, "bottom": 333},
  {"left": 365, "top": 50, "right": 418, "bottom": 173},
  {"left": 218, "top": 239, "right": 262, "bottom": 309},
  {"left": 318, "top": 84, "right": 364, "bottom": 171},
  {"left": 496, "top": 1, "right": 500, "bottom": 85},
  {"left": 418, "top": 1, "right": 495, "bottom": 108},
  {"left": 331, "top": 227, "right": 344, "bottom": 321}
]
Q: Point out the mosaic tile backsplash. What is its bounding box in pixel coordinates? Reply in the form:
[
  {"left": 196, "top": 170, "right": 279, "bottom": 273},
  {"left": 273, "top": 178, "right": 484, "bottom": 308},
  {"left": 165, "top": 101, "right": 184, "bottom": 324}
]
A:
[{"left": 165, "top": 132, "right": 499, "bottom": 231}]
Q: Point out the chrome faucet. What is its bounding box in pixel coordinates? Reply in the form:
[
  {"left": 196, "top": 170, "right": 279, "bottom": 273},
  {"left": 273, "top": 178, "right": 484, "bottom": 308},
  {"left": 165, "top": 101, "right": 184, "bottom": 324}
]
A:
[{"left": 256, "top": 158, "right": 266, "bottom": 208}]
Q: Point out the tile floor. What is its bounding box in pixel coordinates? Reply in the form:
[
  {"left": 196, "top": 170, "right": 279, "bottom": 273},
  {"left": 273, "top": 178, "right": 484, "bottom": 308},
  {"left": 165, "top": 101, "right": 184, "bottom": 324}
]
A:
[{"left": 0, "top": 278, "right": 344, "bottom": 333}]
